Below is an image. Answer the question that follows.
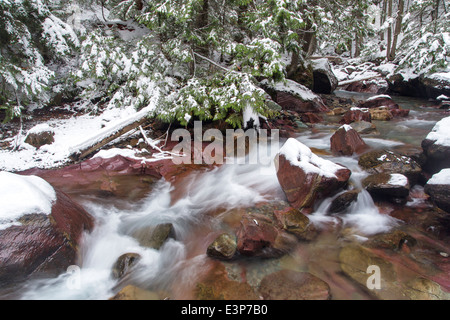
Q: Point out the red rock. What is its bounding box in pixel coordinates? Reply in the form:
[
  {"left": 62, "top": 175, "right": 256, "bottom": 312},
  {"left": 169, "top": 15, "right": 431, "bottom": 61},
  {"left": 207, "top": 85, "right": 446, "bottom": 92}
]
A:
[
  {"left": 300, "top": 112, "right": 323, "bottom": 124},
  {"left": 339, "top": 109, "right": 371, "bottom": 124},
  {"left": 390, "top": 108, "right": 410, "bottom": 117},
  {"left": 275, "top": 91, "right": 330, "bottom": 113},
  {"left": 358, "top": 95, "right": 399, "bottom": 110},
  {"left": 0, "top": 188, "right": 94, "bottom": 286},
  {"left": 276, "top": 138, "right": 351, "bottom": 211},
  {"left": 330, "top": 125, "right": 368, "bottom": 156}
]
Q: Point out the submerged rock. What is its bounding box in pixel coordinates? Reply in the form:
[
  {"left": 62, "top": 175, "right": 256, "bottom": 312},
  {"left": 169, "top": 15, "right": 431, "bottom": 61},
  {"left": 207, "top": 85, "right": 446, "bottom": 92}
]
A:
[
  {"left": 110, "top": 285, "right": 160, "bottom": 300},
  {"left": 111, "top": 253, "right": 142, "bottom": 280},
  {"left": 207, "top": 233, "right": 237, "bottom": 260},
  {"left": 369, "top": 107, "right": 393, "bottom": 121},
  {"left": 274, "top": 208, "right": 317, "bottom": 241},
  {"left": 132, "top": 223, "right": 175, "bottom": 250},
  {"left": 350, "top": 121, "right": 378, "bottom": 134},
  {"left": 236, "top": 214, "right": 297, "bottom": 258},
  {"left": 258, "top": 270, "right": 331, "bottom": 300},
  {"left": 276, "top": 138, "right": 351, "bottom": 211},
  {"left": 328, "top": 190, "right": 359, "bottom": 214}
]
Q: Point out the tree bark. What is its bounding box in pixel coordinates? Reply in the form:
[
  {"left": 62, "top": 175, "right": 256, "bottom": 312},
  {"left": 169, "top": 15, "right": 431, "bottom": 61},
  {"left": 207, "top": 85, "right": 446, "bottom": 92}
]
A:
[
  {"left": 386, "top": 0, "right": 393, "bottom": 60},
  {"left": 389, "top": 0, "right": 404, "bottom": 61}
]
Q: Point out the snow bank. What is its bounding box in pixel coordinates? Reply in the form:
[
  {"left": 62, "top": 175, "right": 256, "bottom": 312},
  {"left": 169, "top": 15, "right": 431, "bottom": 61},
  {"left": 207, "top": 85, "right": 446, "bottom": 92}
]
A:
[
  {"left": 427, "top": 169, "right": 450, "bottom": 185},
  {"left": 0, "top": 171, "right": 56, "bottom": 229},
  {"left": 425, "top": 116, "right": 450, "bottom": 147},
  {"left": 279, "top": 138, "right": 346, "bottom": 179}
]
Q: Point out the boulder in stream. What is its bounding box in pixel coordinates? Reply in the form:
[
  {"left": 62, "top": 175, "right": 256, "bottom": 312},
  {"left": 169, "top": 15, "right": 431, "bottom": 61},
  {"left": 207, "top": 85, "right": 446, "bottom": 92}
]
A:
[
  {"left": 276, "top": 138, "right": 351, "bottom": 211},
  {"left": 0, "top": 172, "right": 94, "bottom": 286},
  {"left": 422, "top": 116, "right": 450, "bottom": 174},
  {"left": 358, "top": 149, "right": 422, "bottom": 184},
  {"left": 424, "top": 169, "right": 450, "bottom": 213},
  {"left": 330, "top": 124, "right": 368, "bottom": 156}
]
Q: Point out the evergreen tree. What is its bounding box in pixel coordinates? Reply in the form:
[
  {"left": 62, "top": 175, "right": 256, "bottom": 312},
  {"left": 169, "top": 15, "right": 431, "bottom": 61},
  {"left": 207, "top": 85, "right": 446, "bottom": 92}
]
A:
[{"left": 0, "top": 0, "right": 78, "bottom": 122}]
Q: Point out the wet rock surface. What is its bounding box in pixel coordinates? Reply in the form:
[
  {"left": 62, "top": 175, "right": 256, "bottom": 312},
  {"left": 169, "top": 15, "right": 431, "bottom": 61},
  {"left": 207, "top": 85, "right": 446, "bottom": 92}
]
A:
[{"left": 0, "top": 188, "right": 94, "bottom": 286}]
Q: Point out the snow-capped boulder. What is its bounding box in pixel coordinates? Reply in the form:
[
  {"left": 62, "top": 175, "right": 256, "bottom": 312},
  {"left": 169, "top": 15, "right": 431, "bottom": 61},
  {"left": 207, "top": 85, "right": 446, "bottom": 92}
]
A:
[
  {"left": 261, "top": 79, "right": 330, "bottom": 114},
  {"left": 358, "top": 149, "right": 422, "bottom": 184},
  {"left": 330, "top": 124, "right": 368, "bottom": 156},
  {"left": 275, "top": 138, "right": 351, "bottom": 211},
  {"left": 422, "top": 116, "right": 450, "bottom": 174},
  {"left": 0, "top": 172, "right": 94, "bottom": 286},
  {"left": 359, "top": 94, "right": 399, "bottom": 109},
  {"left": 24, "top": 124, "right": 55, "bottom": 149},
  {"left": 424, "top": 168, "right": 450, "bottom": 213},
  {"left": 363, "top": 173, "right": 410, "bottom": 204},
  {"left": 311, "top": 58, "right": 338, "bottom": 94}
]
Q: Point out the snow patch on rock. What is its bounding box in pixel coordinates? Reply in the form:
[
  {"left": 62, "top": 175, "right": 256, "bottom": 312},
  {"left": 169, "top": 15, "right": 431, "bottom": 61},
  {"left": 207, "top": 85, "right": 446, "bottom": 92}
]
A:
[{"left": 0, "top": 171, "right": 56, "bottom": 230}]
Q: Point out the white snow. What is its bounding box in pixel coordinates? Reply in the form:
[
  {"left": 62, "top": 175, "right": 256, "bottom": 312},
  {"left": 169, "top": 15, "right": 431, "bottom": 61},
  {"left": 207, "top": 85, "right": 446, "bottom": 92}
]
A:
[
  {"left": 25, "top": 123, "right": 54, "bottom": 135},
  {"left": 366, "top": 94, "right": 392, "bottom": 101},
  {"left": 388, "top": 173, "right": 409, "bottom": 187},
  {"left": 279, "top": 138, "right": 347, "bottom": 179},
  {"left": 427, "top": 169, "right": 450, "bottom": 185},
  {"left": 437, "top": 95, "right": 449, "bottom": 100},
  {"left": 261, "top": 79, "right": 319, "bottom": 101},
  {"left": 425, "top": 116, "right": 450, "bottom": 147},
  {"left": 0, "top": 171, "right": 56, "bottom": 230},
  {"left": 429, "top": 72, "right": 450, "bottom": 83},
  {"left": 0, "top": 95, "right": 160, "bottom": 172},
  {"left": 243, "top": 104, "right": 261, "bottom": 129},
  {"left": 340, "top": 124, "right": 353, "bottom": 132}
]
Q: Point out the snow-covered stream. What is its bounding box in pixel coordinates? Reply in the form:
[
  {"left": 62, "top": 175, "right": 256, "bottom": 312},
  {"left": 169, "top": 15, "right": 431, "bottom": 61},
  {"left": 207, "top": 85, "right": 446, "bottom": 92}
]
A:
[{"left": 1, "top": 91, "right": 448, "bottom": 300}]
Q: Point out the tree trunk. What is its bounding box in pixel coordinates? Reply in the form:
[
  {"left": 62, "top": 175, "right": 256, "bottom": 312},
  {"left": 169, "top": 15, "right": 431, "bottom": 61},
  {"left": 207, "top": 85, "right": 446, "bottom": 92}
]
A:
[
  {"left": 194, "top": 0, "right": 209, "bottom": 56},
  {"left": 389, "top": 0, "right": 404, "bottom": 61},
  {"left": 386, "top": 0, "right": 393, "bottom": 60},
  {"left": 380, "top": 0, "right": 387, "bottom": 42}
]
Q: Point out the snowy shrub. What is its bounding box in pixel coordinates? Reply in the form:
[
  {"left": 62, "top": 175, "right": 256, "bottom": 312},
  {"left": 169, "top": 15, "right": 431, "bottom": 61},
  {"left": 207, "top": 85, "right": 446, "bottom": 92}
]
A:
[{"left": 0, "top": 0, "right": 79, "bottom": 122}]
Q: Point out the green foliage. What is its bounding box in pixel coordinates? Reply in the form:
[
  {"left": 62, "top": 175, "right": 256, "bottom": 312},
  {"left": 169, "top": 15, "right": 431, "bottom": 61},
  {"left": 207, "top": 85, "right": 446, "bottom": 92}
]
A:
[{"left": 0, "top": 0, "right": 78, "bottom": 121}]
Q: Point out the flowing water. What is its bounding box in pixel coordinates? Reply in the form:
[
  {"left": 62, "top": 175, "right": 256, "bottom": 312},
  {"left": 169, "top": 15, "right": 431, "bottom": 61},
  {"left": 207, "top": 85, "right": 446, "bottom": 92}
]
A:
[{"left": 8, "top": 92, "right": 450, "bottom": 300}]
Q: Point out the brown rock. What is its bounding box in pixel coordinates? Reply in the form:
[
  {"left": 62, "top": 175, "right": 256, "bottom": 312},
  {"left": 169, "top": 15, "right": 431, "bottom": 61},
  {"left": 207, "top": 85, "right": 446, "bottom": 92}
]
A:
[
  {"left": 300, "top": 112, "right": 323, "bottom": 124},
  {"left": 328, "top": 190, "right": 359, "bottom": 213},
  {"left": 369, "top": 107, "right": 393, "bottom": 121},
  {"left": 258, "top": 270, "right": 331, "bottom": 300},
  {"left": 25, "top": 131, "right": 55, "bottom": 149},
  {"left": 236, "top": 214, "right": 296, "bottom": 258},
  {"left": 0, "top": 188, "right": 94, "bottom": 286},
  {"left": 330, "top": 125, "right": 368, "bottom": 156},
  {"left": 340, "top": 109, "right": 371, "bottom": 124},
  {"left": 207, "top": 233, "right": 237, "bottom": 260},
  {"left": 276, "top": 138, "right": 351, "bottom": 211},
  {"left": 274, "top": 208, "right": 317, "bottom": 241},
  {"left": 110, "top": 285, "right": 160, "bottom": 300},
  {"left": 111, "top": 253, "right": 142, "bottom": 280}
]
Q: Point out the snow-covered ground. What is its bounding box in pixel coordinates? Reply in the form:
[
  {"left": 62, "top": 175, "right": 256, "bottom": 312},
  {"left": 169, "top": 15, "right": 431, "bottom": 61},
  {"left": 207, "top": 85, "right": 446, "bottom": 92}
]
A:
[{"left": 0, "top": 103, "right": 158, "bottom": 172}]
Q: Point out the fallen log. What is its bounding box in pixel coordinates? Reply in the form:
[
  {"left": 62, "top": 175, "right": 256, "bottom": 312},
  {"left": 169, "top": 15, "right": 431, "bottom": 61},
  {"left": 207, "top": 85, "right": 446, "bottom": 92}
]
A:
[
  {"left": 69, "top": 105, "right": 154, "bottom": 162},
  {"left": 338, "top": 74, "right": 383, "bottom": 87}
]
